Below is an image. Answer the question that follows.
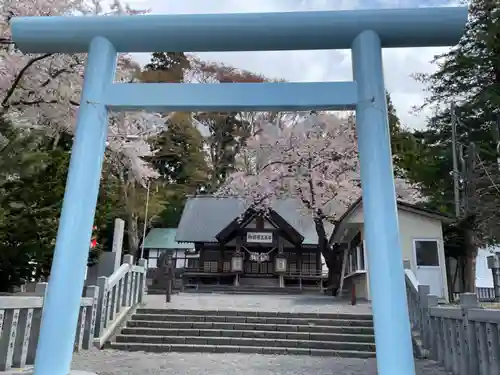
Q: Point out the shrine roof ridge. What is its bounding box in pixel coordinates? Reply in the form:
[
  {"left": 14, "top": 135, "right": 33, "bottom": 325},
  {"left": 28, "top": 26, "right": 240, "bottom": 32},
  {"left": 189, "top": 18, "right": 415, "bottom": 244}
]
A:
[{"left": 11, "top": 7, "right": 468, "bottom": 53}]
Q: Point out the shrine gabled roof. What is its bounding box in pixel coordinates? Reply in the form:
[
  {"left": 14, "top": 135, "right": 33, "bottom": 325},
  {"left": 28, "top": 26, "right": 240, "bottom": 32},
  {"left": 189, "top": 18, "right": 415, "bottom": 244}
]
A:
[
  {"left": 175, "top": 195, "right": 333, "bottom": 245},
  {"left": 215, "top": 207, "right": 304, "bottom": 246}
]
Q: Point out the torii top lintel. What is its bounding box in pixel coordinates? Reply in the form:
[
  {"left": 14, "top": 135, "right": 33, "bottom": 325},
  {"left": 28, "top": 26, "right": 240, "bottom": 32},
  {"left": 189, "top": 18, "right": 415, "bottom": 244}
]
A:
[{"left": 11, "top": 7, "right": 468, "bottom": 54}]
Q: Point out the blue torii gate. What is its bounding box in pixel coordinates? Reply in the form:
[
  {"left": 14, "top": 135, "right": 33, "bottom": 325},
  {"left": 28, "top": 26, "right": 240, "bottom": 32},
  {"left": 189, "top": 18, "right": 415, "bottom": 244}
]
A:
[{"left": 11, "top": 7, "right": 467, "bottom": 375}]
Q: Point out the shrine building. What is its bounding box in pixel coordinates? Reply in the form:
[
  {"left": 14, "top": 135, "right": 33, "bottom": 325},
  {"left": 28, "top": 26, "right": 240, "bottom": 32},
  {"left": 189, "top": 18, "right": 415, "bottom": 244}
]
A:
[{"left": 174, "top": 195, "right": 331, "bottom": 290}]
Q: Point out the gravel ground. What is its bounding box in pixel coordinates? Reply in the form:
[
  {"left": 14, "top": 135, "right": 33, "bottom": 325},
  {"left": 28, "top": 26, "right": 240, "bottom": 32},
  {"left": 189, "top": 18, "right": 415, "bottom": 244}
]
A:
[
  {"left": 143, "top": 293, "right": 373, "bottom": 315},
  {"left": 71, "top": 349, "right": 450, "bottom": 375}
]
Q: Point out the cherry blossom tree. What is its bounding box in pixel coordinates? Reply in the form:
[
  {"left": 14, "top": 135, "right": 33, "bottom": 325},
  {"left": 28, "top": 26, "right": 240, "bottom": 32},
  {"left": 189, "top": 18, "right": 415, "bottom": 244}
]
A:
[
  {"left": 0, "top": 0, "right": 163, "bottom": 183},
  {"left": 141, "top": 52, "right": 311, "bottom": 191},
  {"left": 218, "top": 112, "right": 423, "bottom": 290},
  {"left": 0, "top": 0, "right": 172, "bottom": 252}
]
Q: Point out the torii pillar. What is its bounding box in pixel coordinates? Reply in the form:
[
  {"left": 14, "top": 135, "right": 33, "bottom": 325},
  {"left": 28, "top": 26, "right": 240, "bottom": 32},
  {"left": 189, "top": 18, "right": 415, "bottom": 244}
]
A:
[{"left": 11, "top": 6, "right": 467, "bottom": 375}]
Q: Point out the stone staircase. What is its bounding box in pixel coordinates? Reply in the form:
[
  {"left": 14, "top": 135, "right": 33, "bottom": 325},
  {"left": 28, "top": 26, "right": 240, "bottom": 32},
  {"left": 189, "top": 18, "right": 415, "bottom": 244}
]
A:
[{"left": 108, "top": 308, "right": 376, "bottom": 357}]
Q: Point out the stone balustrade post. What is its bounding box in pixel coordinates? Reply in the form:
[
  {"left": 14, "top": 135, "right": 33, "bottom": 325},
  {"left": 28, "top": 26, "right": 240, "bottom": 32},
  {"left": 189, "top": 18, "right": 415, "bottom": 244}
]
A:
[
  {"left": 138, "top": 258, "right": 148, "bottom": 303},
  {"left": 460, "top": 293, "right": 480, "bottom": 375},
  {"left": 403, "top": 259, "right": 412, "bottom": 270},
  {"left": 417, "top": 285, "right": 431, "bottom": 345},
  {"left": 83, "top": 285, "right": 99, "bottom": 349},
  {"left": 417, "top": 285, "right": 431, "bottom": 349},
  {"left": 402, "top": 260, "right": 414, "bottom": 322},
  {"left": 25, "top": 283, "right": 49, "bottom": 364},
  {"left": 0, "top": 309, "right": 19, "bottom": 371},
  {"left": 425, "top": 295, "right": 439, "bottom": 360},
  {"left": 94, "top": 277, "right": 109, "bottom": 337},
  {"left": 74, "top": 305, "right": 86, "bottom": 352},
  {"left": 11, "top": 304, "right": 33, "bottom": 368},
  {"left": 122, "top": 255, "right": 134, "bottom": 307}
]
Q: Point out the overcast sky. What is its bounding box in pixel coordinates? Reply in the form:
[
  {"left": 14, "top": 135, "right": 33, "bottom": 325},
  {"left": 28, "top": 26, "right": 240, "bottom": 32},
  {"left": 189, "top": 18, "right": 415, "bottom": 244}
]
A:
[{"left": 124, "top": 0, "right": 464, "bottom": 129}]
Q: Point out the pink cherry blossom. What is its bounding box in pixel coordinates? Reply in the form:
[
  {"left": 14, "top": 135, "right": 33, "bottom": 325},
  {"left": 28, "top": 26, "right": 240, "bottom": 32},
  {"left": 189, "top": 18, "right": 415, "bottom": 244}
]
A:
[
  {"left": 218, "top": 112, "right": 423, "bottom": 222},
  {"left": 0, "top": 0, "right": 160, "bottom": 184}
]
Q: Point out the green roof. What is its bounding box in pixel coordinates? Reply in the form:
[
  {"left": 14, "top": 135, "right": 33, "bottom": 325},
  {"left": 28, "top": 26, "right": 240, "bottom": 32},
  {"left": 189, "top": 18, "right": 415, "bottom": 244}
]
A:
[{"left": 143, "top": 228, "right": 194, "bottom": 249}]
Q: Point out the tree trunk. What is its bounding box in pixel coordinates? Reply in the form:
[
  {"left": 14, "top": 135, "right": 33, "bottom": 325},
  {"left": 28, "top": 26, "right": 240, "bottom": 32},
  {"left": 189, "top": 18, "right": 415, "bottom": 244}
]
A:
[
  {"left": 127, "top": 211, "right": 139, "bottom": 256},
  {"left": 459, "top": 256, "right": 466, "bottom": 292},
  {"left": 119, "top": 175, "right": 140, "bottom": 256},
  {"left": 445, "top": 256, "right": 462, "bottom": 302},
  {"left": 323, "top": 253, "right": 336, "bottom": 294},
  {"left": 451, "top": 259, "right": 459, "bottom": 294},
  {"left": 325, "top": 248, "right": 343, "bottom": 294},
  {"left": 51, "top": 133, "right": 60, "bottom": 150},
  {"left": 446, "top": 257, "right": 460, "bottom": 302},
  {"left": 313, "top": 217, "right": 342, "bottom": 294},
  {"left": 464, "top": 255, "right": 477, "bottom": 293},
  {"left": 463, "top": 227, "right": 477, "bottom": 293}
]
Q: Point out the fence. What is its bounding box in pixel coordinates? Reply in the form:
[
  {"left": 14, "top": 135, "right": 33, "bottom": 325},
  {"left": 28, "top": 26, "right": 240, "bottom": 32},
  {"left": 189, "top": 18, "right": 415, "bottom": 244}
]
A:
[
  {"left": 0, "top": 255, "right": 147, "bottom": 372},
  {"left": 404, "top": 263, "right": 500, "bottom": 375}
]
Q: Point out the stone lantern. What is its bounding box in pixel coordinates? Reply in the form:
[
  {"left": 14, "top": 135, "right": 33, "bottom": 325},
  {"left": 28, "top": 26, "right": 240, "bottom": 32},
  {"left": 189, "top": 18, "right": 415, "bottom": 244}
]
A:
[
  {"left": 275, "top": 254, "right": 287, "bottom": 273},
  {"left": 231, "top": 252, "right": 244, "bottom": 273}
]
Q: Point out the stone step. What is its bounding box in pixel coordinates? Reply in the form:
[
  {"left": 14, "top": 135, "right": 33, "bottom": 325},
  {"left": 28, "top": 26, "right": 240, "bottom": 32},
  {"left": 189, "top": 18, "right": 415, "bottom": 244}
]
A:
[
  {"left": 112, "top": 308, "right": 375, "bottom": 358},
  {"left": 121, "top": 327, "right": 375, "bottom": 343},
  {"left": 136, "top": 308, "right": 373, "bottom": 321},
  {"left": 126, "top": 320, "right": 375, "bottom": 334},
  {"left": 239, "top": 277, "right": 280, "bottom": 287},
  {"left": 184, "top": 285, "right": 321, "bottom": 295},
  {"left": 131, "top": 313, "right": 373, "bottom": 327},
  {"left": 108, "top": 342, "right": 377, "bottom": 357},
  {"left": 114, "top": 334, "right": 376, "bottom": 352},
  {"left": 187, "top": 289, "right": 318, "bottom": 295}
]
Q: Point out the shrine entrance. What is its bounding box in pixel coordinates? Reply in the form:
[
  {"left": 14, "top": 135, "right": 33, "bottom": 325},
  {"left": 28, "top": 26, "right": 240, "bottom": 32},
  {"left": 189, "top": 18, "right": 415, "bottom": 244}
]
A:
[
  {"left": 240, "top": 230, "right": 279, "bottom": 278},
  {"left": 179, "top": 200, "right": 323, "bottom": 289},
  {"left": 11, "top": 6, "right": 467, "bottom": 375},
  {"left": 243, "top": 247, "right": 275, "bottom": 276}
]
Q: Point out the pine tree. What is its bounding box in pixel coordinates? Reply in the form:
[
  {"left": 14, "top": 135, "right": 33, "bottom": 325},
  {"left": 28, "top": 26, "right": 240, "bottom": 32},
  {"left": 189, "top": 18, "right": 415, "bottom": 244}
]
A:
[
  {"left": 0, "top": 142, "right": 69, "bottom": 290},
  {"left": 408, "top": 0, "right": 500, "bottom": 291},
  {"left": 0, "top": 121, "right": 110, "bottom": 291},
  {"left": 139, "top": 52, "right": 210, "bottom": 228},
  {"left": 415, "top": 0, "right": 500, "bottom": 142},
  {"left": 197, "top": 112, "right": 252, "bottom": 191},
  {"left": 142, "top": 52, "right": 191, "bottom": 83},
  {"left": 150, "top": 118, "right": 208, "bottom": 189}
]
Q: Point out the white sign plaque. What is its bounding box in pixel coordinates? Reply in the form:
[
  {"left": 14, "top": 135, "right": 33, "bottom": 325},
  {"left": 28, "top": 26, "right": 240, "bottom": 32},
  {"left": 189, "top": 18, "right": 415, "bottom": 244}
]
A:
[{"left": 246, "top": 232, "right": 273, "bottom": 244}]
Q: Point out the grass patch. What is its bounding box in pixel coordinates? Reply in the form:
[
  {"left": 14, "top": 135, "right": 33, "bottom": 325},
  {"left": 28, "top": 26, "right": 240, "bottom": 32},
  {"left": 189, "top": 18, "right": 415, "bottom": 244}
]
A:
[{"left": 482, "top": 303, "right": 500, "bottom": 309}]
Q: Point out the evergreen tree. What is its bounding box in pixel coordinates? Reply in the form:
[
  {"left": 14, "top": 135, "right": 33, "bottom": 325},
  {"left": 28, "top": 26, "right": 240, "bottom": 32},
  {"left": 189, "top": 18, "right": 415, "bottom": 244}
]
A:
[
  {"left": 151, "top": 118, "right": 208, "bottom": 188},
  {"left": 143, "top": 52, "right": 191, "bottom": 83},
  {"left": 408, "top": 0, "right": 500, "bottom": 291},
  {"left": 148, "top": 117, "right": 209, "bottom": 227},
  {"left": 141, "top": 52, "right": 210, "bottom": 229},
  {"left": 0, "top": 122, "right": 110, "bottom": 291},
  {"left": 197, "top": 112, "right": 252, "bottom": 192}
]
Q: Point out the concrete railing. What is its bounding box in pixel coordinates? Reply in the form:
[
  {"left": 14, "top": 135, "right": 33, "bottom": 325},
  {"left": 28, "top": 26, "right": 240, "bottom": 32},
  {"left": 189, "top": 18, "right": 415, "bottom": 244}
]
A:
[
  {"left": 0, "top": 283, "right": 97, "bottom": 371},
  {"left": 0, "top": 255, "right": 147, "bottom": 372},
  {"left": 93, "top": 255, "right": 147, "bottom": 348},
  {"left": 404, "top": 262, "right": 500, "bottom": 375}
]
